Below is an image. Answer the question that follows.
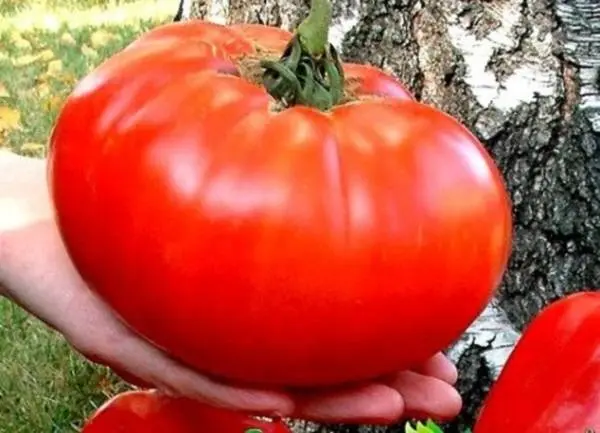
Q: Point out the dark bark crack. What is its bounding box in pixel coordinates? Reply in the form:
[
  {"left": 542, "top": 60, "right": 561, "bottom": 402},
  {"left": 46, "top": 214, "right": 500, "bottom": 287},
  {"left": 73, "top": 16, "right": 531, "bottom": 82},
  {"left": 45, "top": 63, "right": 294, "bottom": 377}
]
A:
[
  {"left": 342, "top": 0, "right": 424, "bottom": 100},
  {"left": 441, "top": 340, "right": 495, "bottom": 433}
]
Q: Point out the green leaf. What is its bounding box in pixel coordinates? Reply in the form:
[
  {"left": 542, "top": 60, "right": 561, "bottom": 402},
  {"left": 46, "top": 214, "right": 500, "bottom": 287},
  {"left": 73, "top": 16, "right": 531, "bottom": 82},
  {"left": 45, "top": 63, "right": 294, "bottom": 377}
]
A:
[
  {"left": 425, "top": 420, "right": 445, "bottom": 433},
  {"left": 404, "top": 422, "right": 418, "bottom": 433},
  {"left": 417, "top": 422, "right": 430, "bottom": 433},
  {"left": 404, "top": 420, "right": 445, "bottom": 433}
]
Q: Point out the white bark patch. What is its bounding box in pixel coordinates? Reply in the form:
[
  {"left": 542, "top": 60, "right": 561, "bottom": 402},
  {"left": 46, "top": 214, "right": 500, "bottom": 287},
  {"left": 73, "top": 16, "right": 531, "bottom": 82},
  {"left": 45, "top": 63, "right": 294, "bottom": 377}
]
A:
[
  {"left": 446, "top": 1, "right": 557, "bottom": 113},
  {"left": 179, "top": 0, "right": 192, "bottom": 20},
  {"left": 448, "top": 300, "right": 521, "bottom": 379},
  {"left": 580, "top": 67, "right": 600, "bottom": 128},
  {"left": 557, "top": 1, "right": 600, "bottom": 132},
  {"left": 206, "top": 0, "right": 229, "bottom": 24},
  {"left": 329, "top": 4, "right": 361, "bottom": 53}
]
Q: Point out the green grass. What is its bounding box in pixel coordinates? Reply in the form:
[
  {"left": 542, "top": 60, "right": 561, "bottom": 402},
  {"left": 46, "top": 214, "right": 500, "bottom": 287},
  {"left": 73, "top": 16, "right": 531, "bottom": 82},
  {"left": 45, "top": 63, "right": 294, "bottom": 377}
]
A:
[
  {"left": 0, "top": 0, "right": 175, "bottom": 154},
  {"left": 0, "top": 0, "right": 151, "bottom": 17},
  {"left": 0, "top": 302, "right": 131, "bottom": 433},
  {"left": 0, "top": 2, "right": 172, "bottom": 431}
]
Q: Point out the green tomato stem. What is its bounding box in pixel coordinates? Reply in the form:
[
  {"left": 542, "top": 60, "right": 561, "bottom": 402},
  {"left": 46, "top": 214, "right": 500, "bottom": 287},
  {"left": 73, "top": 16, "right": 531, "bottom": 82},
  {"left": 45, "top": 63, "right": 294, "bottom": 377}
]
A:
[
  {"left": 297, "top": 0, "right": 333, "bottom": 57},
  {"left": 260, "top": 0, "right": 344, "bottom": 111}
]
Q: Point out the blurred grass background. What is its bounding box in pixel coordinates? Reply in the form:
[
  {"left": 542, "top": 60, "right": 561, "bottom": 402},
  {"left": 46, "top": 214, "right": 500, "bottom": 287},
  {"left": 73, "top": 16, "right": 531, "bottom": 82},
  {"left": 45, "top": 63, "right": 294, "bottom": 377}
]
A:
[
  {"left": 0, "top": 1, "right": 173, "bottom": 431},
  {"left": 1, "top": 0, "right": 141, "bottom": 16}
]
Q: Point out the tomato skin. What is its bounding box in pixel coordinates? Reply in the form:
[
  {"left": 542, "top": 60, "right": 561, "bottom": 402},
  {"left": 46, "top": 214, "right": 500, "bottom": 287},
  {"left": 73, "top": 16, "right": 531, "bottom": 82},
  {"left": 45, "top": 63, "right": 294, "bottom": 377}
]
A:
[
  {"left": 474, "top": 291, "right": 600, "bottom": 433},
  {"left": 82, "top": 390, "right": 291, "bottom": 433},
  {"left": 48, "top": 20, "right": 512, "bottom": 387}
]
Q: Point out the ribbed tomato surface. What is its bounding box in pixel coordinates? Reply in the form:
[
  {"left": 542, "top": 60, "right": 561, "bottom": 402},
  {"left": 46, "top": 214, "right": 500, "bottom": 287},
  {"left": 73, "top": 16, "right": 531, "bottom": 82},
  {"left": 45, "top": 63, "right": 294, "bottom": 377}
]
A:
[{"left": 49, "top": 20, "right": 512, "bottom": 387}]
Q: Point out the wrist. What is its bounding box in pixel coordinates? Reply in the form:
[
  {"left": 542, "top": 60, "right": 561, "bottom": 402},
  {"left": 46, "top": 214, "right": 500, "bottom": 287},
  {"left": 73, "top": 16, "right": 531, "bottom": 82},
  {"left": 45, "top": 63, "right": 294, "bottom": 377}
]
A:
[
  {"left": 0, "top": 152, "right": 52, "bottom": 231},
  {"left": 0, "top": 231, "right": 8, "bottom": 298},
  {"left": 0, "top": 226, "right": 18, "bottom": 300},
  {"left": 0, "top": 151, "right": 52, "bottom": 299}
]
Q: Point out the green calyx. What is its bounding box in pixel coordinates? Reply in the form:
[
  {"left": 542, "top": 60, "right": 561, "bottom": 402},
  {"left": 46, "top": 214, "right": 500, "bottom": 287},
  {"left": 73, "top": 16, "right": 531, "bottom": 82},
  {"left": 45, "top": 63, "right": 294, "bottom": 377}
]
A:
[
  {"left": 261, "top": 0, "right": 344, "bottom": 111},
  {"left": 245, "top": 429, "right": 263, "bottom": 433}
]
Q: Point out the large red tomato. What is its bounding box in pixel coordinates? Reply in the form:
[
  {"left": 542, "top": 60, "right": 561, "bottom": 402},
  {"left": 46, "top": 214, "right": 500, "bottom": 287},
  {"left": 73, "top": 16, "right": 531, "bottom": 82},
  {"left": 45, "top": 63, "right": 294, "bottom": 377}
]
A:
[
  {"left": 82, "top": 390, "right": 291, "bottom": 433},
  {"left": 48, "top": 19, "right": 512, "bottom": 387}
]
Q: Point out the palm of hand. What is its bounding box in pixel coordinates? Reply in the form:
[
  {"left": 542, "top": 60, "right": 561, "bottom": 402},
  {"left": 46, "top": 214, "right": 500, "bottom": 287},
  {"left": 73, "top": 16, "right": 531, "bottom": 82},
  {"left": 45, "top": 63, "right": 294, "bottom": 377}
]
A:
[{"left": 1, "top": 219, "right": 461, "bottom": 423}]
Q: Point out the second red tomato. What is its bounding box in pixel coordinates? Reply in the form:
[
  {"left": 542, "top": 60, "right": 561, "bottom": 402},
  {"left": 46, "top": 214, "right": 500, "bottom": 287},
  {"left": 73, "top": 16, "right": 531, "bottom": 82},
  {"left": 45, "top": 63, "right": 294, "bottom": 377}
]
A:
[{"left": 82, "top": 390, "right": 291, "bottom": 433}]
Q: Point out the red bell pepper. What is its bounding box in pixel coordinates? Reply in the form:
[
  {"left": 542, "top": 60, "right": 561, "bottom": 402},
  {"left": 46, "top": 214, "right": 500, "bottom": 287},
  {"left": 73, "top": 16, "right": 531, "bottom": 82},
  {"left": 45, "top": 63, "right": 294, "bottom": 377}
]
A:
[{"left": 474, "top": 291, "right": 600, "bottom": 433}]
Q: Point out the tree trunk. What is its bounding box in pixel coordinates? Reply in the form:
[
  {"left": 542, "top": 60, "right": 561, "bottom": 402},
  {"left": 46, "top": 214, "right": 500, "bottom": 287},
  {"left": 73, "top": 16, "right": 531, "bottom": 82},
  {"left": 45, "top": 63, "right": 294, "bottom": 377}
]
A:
[{"left": 176, "top": 0, "right": 600, "bottom": 431}]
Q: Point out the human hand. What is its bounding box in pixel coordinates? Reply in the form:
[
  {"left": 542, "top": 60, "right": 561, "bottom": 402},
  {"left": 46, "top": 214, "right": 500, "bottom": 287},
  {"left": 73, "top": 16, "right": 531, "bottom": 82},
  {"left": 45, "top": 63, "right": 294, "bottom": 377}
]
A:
[
  {"left": 0, "top": 153, "right": 461, "bottom": 424},
  {"left": 1, "top": 219, "right": 461, "bottom": 423}
]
